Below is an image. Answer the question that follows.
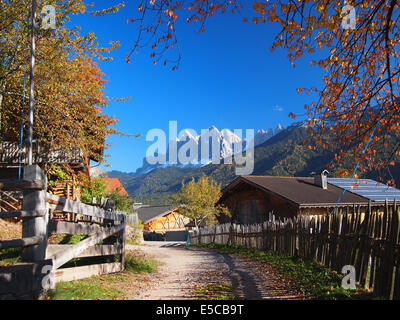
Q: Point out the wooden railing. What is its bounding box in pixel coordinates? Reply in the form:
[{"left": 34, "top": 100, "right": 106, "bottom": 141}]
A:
[
  {"left": 46, "top": 193, "right": 126, "bottom": 275},
  {"left": 190, "top": 205, "right": 400, "bottom": 300},
  {"left": 0, "top": 165, "right": 127, "bottom": 298},
  {"left": 0, "top": 141, "right": 83, "bottom": 165}
]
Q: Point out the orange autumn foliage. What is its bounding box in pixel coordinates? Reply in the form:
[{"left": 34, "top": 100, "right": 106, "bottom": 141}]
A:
[{"left": 127, "top": 0, "right": 400, "bottom": 185}]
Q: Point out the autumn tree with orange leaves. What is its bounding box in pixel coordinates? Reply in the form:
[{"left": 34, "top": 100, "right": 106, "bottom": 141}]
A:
[
  {"left": 0, "top": 0, "right": 126, "bottom": 181},
  {"left": 127, "top": 0, "right": 400, "bottom": 185}
]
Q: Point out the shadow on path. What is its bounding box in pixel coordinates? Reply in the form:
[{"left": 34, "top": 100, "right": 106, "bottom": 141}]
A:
[
  {"left": 221, "top": 253, "right": 264, "bottom": 299},
  {"left": 188, "top": 247, "right": 302, "bottom": 300}
]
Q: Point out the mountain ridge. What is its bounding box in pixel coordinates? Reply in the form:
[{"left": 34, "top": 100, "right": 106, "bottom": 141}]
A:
[
  {"left": 132, "top": 123, "right": 287, "bottom": 177},
  {"left": 102, "top": 122, "right": 332, "bottom": 204}
]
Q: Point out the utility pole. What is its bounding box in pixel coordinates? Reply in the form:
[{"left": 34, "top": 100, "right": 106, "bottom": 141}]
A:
[{"left": 27, "top": 0, "right": 37, "bottom": 165}]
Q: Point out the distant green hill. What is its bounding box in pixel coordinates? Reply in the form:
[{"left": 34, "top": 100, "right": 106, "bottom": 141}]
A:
[
  {"left": 103, "top": 125, "right": 336, "bottom": 204},
  {"left": 252, "top": 124, "right": 332, "bottom": 176}
]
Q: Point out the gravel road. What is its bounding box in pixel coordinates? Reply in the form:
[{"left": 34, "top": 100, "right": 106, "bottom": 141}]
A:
[{"left": 126, "top": 242, "right": 302, "bottom": 300}]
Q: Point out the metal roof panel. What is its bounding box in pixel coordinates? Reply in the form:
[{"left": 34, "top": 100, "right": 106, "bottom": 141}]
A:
[{"left": 327, "top": 178, "right": 400, "bottom": 202}]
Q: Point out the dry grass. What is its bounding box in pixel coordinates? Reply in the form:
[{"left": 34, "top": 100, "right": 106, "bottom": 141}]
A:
[{"left": 0, "top": 219, "right": 22, "bottom": 241}]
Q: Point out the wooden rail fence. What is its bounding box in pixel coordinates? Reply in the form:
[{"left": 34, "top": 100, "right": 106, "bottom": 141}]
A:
[
  {"left": 0, "top": 165, "right": 127, "bottom": 299},
  {"left": 190, "top": 204, "right": 400, "bottom": 299}
]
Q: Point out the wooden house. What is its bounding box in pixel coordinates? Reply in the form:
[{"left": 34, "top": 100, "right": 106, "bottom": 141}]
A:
[
  {"left": 217, "top": 172, "right": 397, "bottom": 224},
  {"left": 136, "top": 205, "right": 190, "bottom": 234}
]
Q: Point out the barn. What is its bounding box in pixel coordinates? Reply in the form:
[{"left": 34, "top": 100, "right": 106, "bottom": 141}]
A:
[
  {"left": 136, "top": 205, "right": 190, "bottom": 241},
  {"left": 218, "top": 172, "right": 399, "bottom": 224}
]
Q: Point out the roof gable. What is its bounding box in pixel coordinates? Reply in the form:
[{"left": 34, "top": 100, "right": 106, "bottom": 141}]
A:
[{"left": 136, "top": 205, "right": 176, "bottom": 224}]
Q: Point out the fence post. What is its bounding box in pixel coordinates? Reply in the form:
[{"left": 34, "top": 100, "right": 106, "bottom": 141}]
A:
[
  {"left": 198, "top": 227, "right": 201, "bottom": 244},
  {"left": 119, "top": 214, "right": 127, "bottom": 270},
  {"left": 21, "top": 165, "right": 48, "bottom": 262}
]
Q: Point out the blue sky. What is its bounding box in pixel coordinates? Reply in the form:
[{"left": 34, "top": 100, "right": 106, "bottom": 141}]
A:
[{"left": 70, "top": 1, "right": 324, "bottom": 173}]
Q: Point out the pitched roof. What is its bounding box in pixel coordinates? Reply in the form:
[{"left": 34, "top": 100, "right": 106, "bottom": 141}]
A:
[
  {"left": 102, "top": 178, "right": 129, "bottom": 196},
  {"left": 136, "top": 205, "right": 176, "bottom": 224},
  {"left": 223, "top": 176, "right": 371, "bottom": 208}
]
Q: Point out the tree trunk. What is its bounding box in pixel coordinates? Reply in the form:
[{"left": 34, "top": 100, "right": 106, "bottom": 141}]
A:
[{"left": 0, "top": 80, "right": 4, "bottom": 135}]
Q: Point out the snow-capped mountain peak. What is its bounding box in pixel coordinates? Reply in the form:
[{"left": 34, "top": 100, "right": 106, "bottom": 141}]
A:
[
  {"left": 134, "top": 124, "right": 288, "bottom": 176},
  {"left": 178, "top": 129, "right": 198, "bottom": 141}
]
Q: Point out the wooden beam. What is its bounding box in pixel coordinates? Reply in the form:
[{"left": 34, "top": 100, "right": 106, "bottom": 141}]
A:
[
  {"left": 54, "top": 262, "right": 122, "bottom": 283},
  {"left": 119, "top": 226, "right": 126, "bottom": 271},
  {"left": 0, "top": 236, "right": 43, "bottom": 250},
  {"left": 49, "top": 222, "right": 125, "bottom": 269},
  {"left": 47, "top": 220, "right": 104, "bottom": 235},
  {"left": 0, "top": 259, "right": 54, "bottom": 296},
  {"left": 0, "top": 198, "right": 19, "bottom": 211},
  {"left": 21, "top": 165, "right": 48, "bottom": 262},
  {"left": 46, "top": 193, "right": 126, "bottom": 222},
  {"left": 46, "top": 244, "right": 122, "bottom": 258},
  {"left": 0, "top": 179, "right": 45, "bottom": 191},
  {"left": 1, "top": 191, "right": 21, "bottom": 203},
  {"left": 0, "top": 210, "right": 46, "bottom": 219}
]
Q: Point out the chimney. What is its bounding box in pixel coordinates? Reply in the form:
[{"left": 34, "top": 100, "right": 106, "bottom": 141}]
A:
[{"left": 314, "top": 170, "right": 329, "bottom": 189}]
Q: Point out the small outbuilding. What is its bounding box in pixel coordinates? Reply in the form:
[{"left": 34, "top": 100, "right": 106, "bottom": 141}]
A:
[{"left": 136, "top": 205, "right": 190, "bottom": 241}]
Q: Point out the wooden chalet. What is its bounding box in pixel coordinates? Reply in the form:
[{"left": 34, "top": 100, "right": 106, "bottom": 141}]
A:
[{"left": 217, "top": 172, "right": 392, "bottom": 224}]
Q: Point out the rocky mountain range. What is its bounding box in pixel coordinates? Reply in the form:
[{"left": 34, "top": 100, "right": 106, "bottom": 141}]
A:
[{"left": 132, "top": 124, "right": 287, "bottom": 176}]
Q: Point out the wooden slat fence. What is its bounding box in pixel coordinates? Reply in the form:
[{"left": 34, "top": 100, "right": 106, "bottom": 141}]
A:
[
  {"left": 0, "top": 165, "right": 127, "bottom": 299},
  {"left": 126, "top": 212, "right": 139, "bottom": 225},
  {"left": 190, "top": 204, "right": 400, "bottom": 299}
]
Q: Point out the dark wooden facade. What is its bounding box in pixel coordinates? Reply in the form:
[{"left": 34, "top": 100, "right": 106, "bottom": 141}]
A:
[
  {"left": 219, "top": 181, "right": 298, "bottom": 224},
  {"left": 221, "top": 183, "right": 297, "bottom": 224}
]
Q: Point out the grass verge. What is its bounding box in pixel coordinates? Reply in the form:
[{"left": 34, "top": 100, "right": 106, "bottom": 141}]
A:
[
  {"left": 45, "top": 251, "right": 159, "bottom": 300},
  {"left": 193, "top": 243, "right": 373, "bottom": 300},
  {"left": 0, "top": 247, "right": 22, "bottom": 266},
  {"left": 124, "top": 251, "right": 159, "bottom": 273},
  {"left": 45, "top": 275, "right": 125, "bottom": 300}
]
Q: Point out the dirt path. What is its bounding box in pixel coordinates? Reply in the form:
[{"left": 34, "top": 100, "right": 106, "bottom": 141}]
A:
[{"left": 126, "top": 242, "right": 302, "bottom": 300}]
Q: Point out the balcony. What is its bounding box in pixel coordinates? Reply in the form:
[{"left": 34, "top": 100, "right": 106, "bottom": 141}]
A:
[{"left": 0, "top": 141, "right": 84, "bottom": 166}]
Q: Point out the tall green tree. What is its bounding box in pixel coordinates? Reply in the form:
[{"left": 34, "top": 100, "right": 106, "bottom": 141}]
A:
[
  {"left": 80, "top": 177, "right": 106, "bottom": 204},
  {"left": 80, "top": 177, "right": 134, "bottom": 212},
  {"left": 106, "top": 190, "right": 134, "bottom": 213},
  {"left": 172, "top": 176, "right": 230, "bottom": 228}
]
